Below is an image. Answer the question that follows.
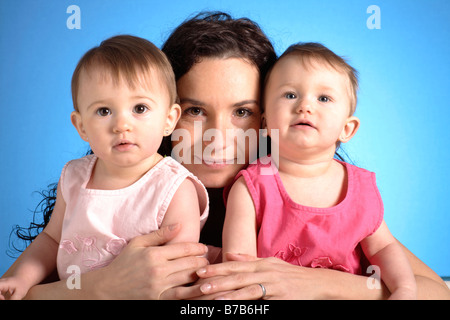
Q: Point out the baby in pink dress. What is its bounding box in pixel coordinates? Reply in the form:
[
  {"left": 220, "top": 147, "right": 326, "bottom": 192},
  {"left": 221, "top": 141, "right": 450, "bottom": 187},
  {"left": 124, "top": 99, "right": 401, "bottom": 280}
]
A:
[
  {"left": 0, "top": 35, "right": 208, "bottom": 299},
  {"left": 223, "top": 43, "right": 416, "bottom": 299}
]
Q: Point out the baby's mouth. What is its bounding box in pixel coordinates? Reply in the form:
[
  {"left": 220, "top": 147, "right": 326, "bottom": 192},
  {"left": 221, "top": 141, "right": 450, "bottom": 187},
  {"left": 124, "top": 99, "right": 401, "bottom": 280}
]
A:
[
  {"left": 292, "top": 119, "right": 315, "bottom": 128},
  {"left": 113, "top": 140, "right": 136, "bottom": 151}
]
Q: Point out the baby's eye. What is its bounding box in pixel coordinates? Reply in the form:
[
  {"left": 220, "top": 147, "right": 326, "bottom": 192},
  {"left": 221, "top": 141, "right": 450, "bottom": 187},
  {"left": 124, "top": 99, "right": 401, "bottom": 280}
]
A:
[
  {"left": 318, "top": 95, "right": 331, "bottom": 103},
  {"left": 133, "top": 104, "right": 148, "bottom": 114},
  {"left": 96, "top": 107, "right": 111, "bottom": 117},
  {"left": 234, "top": 108, "right": 253, "bottom": 118},
  {"left": 284, "top": 92, "right": 297, "bottom": 99}
]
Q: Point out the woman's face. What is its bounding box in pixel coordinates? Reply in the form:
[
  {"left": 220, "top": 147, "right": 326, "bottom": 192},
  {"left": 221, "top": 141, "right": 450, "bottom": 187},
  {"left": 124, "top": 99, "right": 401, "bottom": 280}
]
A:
[{"left": 173, "top": 58, "right": 261, "bottom": 188}]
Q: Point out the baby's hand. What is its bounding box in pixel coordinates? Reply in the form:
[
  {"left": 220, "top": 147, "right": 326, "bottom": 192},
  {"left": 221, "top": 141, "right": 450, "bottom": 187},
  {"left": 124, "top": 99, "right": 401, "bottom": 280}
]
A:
[{"left": 0, "top": 277, "right": 30, "bottom": 300}]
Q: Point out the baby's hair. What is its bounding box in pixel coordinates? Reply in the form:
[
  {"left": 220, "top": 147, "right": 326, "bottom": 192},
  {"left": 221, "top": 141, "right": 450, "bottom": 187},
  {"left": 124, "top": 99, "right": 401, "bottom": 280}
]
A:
[
  {"left": 71, "top": 35, "right": 177, "bottom": 111},
  {"left": 276, "top": 42, "right": 359, "bottom": 115}
]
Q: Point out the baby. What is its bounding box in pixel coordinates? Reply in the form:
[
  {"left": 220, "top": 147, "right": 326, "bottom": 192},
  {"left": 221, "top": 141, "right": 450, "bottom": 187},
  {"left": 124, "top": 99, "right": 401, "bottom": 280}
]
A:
[
  {"left": 223, "top": 42, "right": 416, "bottom": 299},
  {"left": 0, "top": 35, "right": 208, "bottom": 299}
]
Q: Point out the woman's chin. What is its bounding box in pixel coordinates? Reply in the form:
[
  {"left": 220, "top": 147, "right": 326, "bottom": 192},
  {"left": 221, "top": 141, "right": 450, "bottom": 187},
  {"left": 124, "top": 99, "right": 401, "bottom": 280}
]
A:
[{"left": 184, "top": 162, "right": 245, "bottom": 189}]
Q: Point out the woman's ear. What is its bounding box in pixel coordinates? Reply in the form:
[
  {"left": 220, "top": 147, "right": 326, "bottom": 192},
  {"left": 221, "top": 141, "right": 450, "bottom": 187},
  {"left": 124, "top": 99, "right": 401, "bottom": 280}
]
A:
[
  {"left": 71, "top": 111, "right": 89, "bottom": 142},
  {"left": 164, "top": 103, "right": 181, "bottom": 136},
  {"left": 339, "top": 116, "right": 360, "bottom": 143}
]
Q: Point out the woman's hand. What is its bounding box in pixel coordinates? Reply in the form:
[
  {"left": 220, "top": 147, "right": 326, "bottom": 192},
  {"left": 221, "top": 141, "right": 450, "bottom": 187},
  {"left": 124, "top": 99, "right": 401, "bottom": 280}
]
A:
[
  {"left": 194, "top": 253, "right": 389, "bottom": 300},
  {"left": 95, "top": 223, "right": 209, "bottom": 300},
  {"left": 195, "top": 254, "right": 322, "bottom": 300}
]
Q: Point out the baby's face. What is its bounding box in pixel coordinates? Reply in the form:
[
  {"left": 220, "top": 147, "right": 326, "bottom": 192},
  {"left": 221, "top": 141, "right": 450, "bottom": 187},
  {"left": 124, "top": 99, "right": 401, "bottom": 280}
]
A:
[
  {"left": 71, "top": 66, "right": 179, "bottom": 170},
  {"left": 263, "top": 55, "right": 356, "bottom": 160}
]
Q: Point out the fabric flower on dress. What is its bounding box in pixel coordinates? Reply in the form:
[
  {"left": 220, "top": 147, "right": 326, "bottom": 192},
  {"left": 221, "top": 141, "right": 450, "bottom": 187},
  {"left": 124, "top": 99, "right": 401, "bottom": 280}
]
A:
[
  {"left": 311, "top": 256, "right": 350, "bottom": 272},
  {"left": 274, "top": 244, "right": 307, "bottom": 266},
  {"left": 106, "top": 238, "right": 127, "bottom": 256},
  {"left": 60, "top": 240, "right": 78, "bottom": 254},
  {"left": 75, "top": 235, "right": 101, "bottom": 268}
]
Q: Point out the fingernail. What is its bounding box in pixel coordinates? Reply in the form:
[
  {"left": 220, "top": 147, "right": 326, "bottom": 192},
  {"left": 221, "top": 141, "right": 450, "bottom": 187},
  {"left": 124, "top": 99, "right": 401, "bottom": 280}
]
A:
[
  {"left": 200, "top": 283, "right": 211, "bottom": 293},
  {"left": 197, "top": 268, "right": 206, "bottom": 275}
]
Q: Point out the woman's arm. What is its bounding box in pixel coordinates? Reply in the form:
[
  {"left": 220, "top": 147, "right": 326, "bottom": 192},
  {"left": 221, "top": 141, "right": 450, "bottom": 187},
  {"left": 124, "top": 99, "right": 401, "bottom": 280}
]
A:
[
  {"left": 24, "top": 224, "right": 209, "bottom": 299},
  {"left": 398, "top": 239, "right": 450, "bottom": 300},
  {"left": 194, "top": 255, "right": 388, "bottom": 300},
  {"left": 194, "top": 244, "right": 450, "bottom": 300}
]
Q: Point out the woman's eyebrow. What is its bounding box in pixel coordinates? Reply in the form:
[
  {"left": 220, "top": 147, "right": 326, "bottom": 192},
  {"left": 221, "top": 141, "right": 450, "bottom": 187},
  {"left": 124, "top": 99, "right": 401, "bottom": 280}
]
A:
[
  {"left": 234, "top": 99, "right": 259, "bottom": 107},
  {"left": 179, "top": 98, "right": 258, "bottom": 108},
  {"left": 179, "top": 98, "right": 206, "bottom": 106}
]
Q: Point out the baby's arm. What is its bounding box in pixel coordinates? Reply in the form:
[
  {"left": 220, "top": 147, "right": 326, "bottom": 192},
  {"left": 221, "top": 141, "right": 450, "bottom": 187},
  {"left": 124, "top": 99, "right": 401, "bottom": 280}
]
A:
[
  {"left": 161, "top": 178, "right": 202, "bottom": 244},
  {"left": 360, "top": 220, "right": 417, "bottom": 300},
  {"left": 222, "top": 176, "right": 257, "bottom": 261},
  {"left": 0, "top": 182, "right": 65, "bottom": 300}
]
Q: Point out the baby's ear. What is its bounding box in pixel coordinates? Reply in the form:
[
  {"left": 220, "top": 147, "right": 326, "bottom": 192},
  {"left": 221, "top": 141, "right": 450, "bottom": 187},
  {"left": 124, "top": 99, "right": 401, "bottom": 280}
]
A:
[
  {"left": 164, "top": 103, "right": 181, "bottom": 136},
  {"left": 260, "top": 113, "right": 269, "bottom": 138},
  {"left": 339, "top": 116, "right": 360, "bottom": 143},
  {"left": 261, "top": 112, "right": 267, "bottom": 129},
  {"left": 71, "top": 111, "right": 89, "bottom": 142}
]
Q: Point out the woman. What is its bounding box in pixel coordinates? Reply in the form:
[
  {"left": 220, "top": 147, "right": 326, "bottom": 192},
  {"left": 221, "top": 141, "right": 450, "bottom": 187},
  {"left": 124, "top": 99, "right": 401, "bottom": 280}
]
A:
[{"left": 19, "top": 12, "right": 449, "bottom": 299}]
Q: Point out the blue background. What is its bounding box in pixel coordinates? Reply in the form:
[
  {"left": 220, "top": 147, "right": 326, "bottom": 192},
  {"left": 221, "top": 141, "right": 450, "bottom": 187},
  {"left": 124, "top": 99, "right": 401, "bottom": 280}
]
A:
[{"left": 1, "top": 0, "right": 449, "bottom": 278}]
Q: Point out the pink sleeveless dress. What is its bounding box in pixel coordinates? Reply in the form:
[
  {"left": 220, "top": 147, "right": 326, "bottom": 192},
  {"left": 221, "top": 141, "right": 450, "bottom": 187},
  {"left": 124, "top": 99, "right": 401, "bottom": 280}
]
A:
[
  {"left": 56, "top": 155, "right": 208, "bottom": 279},
  {"left": 232, "top": 155, "right": 383, "bottom": 274}
]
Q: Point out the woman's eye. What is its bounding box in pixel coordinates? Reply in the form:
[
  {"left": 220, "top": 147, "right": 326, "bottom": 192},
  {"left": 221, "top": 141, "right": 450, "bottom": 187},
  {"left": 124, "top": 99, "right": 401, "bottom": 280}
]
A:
[
  {"left": 234, "top": 108, "right": 253, "bottom": 118},
  {"left": 133, "top": 104, "right": 148, "bottom": 114},
  {"left": 318, "top": 95, "right": 331, "bottom": 103},
  {"left": 184, "top": 107, "right": 204, "bottom": 116},
  {"left": 96, "top": 107, "right": 111, "bottom": 117},
  {"left": 284, "top": 92, "right": 297, "bottom": 99}
]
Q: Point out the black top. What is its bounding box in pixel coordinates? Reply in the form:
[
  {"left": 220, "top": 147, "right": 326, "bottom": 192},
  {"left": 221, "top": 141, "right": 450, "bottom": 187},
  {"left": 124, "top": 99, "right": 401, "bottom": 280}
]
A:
[{"left": 199, "top": 188, "right": 226, "bottom": 247}]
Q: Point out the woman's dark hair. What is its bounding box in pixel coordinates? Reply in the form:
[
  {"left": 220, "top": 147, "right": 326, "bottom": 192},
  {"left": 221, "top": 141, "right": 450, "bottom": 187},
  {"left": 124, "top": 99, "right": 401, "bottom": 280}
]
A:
[
  {"left": 9, "top": 149, "right": 94, "bottom": 254},
  {"left": 162, "top": 11, "right": 276, "bottom": 82},
  {"left": 10, "top": 11, "right": 277, "bottom": 251},
  {"left": 8, "top": 183, "right": 56, "bottom": 255}
]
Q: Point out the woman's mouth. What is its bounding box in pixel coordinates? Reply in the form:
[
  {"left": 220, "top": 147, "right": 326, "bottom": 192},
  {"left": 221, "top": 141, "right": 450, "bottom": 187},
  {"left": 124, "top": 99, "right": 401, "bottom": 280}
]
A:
[{"left": 194, "top": 155, "right": 236, "bottom": 168}]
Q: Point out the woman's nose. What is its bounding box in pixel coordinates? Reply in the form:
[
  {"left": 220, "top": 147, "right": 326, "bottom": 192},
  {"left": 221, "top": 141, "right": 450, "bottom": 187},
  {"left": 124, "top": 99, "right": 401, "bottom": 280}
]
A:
[
  {"left": 202, "top": 115, "right": 237, "bottom": 161},
  {"left": 203, "top": 114, "right": 230, "bottom": 146}
]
